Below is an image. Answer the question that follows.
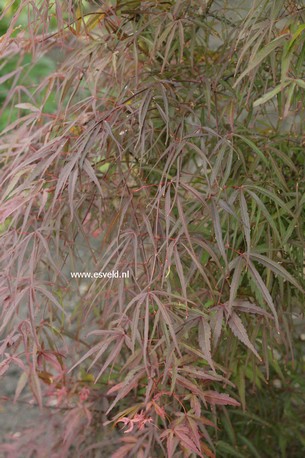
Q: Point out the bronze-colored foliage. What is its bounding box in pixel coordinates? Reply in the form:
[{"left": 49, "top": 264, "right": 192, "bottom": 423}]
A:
[{"left": 0, "top": 0, "right": 304, "bottom": 456}]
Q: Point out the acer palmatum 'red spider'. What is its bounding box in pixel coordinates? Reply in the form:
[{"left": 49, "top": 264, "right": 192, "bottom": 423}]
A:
[{"left": 0, "top": 1, "right": 304, "bottom": 457}]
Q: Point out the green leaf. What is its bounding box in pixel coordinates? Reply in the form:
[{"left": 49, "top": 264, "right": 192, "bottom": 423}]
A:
[
  {"left": 234, "top": 34, "right": 288, "bottom": 86},
  {"left": 234, "top": 135, "right": 269, "bottom": 165},
  {"left": 294, "top": 78, "right": 305, "bottom": 89},
  {"left": 253, "top": 82, "right": 290, "bottom": 107},
  {"left": 249, "top": 252, "right": 304, "bottom": 292},
  {"left": 246, "top": 185, "right": 294, "bottom": 216},
  {"left": 97, "top": 162, "right": 111, "bottom": 173},
  {"left": 247, "top": 260, "right": 279, "bottom": 331},
  {"left": 287, "top": 24, "right": 305, "bottom": 53},
  {"left": 216, "top": 441, "right": 245, "bottom": 458},
  {"left": 228, "top": 312, "right": 262, "bottom": 361},
  {"left": 238, "top": 434, "right": 261, "bottom": 458}
]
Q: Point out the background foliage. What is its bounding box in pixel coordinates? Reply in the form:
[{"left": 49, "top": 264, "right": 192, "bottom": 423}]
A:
[{"left": 0, "top": 0, "right": 305, "bottom": 457}]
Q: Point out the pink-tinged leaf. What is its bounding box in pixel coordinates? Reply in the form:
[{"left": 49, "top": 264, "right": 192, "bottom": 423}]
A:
[
  {"left": 190, "top": 395, "right": 201, "bottom": 417},
  {"left": 167, "top": 431, "right": 179, "bottom": 458},
  {"left": 106, "top": 369, "right": 145, "bottom": 414},
  {"left": 239, "top": 191, "right": 251, "bottom": 255},
  {"left": 192, "top": 414, "right": 217, "bottom": 429},
  {"left": 178, "top": 20, "right": 185, "bottom": 63},
  {"left": 165, "top": 185, "right": 171, "bottom": 242},
  {"left": 68, "top": 168, "right": 78, "bottom": 221},
  {"left": 203, "top": 391, "right": 240, "bottom": 407},
  {"left": 160, "top": 430, "right": 179, "bottom": 458},
  {"left": 175, "top": 374, "right": 207, "bottom": 407},
  {"left": 117, "top": 411, "right": 153, "bottom": 433},
  {"left": 143, "top": 296, "right": 150, "bottom": 370},
  {"left": 161, "top": 23, "right": 177, "bottom": 73},
  {"left": 210, "top": 199, "right": 227, "bottom": 267},
  {"left": 10, "top": 355, "right": 26, "bottom": 371},
  {"left": 182, "top": 243, "right": 213, "bottom": 290},
  {"left": 232, "top": 299, "right": 273, "bottom": 318},
  {"left": 249, "top": 252, "right": 304, "bottom": 293},
  {"left": 0, "top": 196, "right": 25, "bottom": 224},
  {"left": 180, "top": 180, "right": 209, "bottom": 206},
  {"left": 211, "top": 307, "right": 223, "bottom": 348},
  {"left": 86, "top": 340, "right": 115, "bottom": 372},
  {"left": 227, "top": 312, "right": 262, "bottom": 361},
  {"left": 150, "top": 293, "right": 181, "bottom": 355},
  {"left": 1, "top": 113, "right": 36, "bottom": 134},
  {"left": 186, "top": 416, "right": 202, "bottom": 451},
  {"left": 14, "top": 372, "right": 28, "bottom": 403},
  {"left": 180, "top": 366, "right": 232, "bottom": 385},
  {"left": 15, "top": 102, "right": 40, "bottom": 112},
  {"left": 68, "top": 341, "right": 106, "bottom": 373},
  {"left": 83, "top": 158, "right": 104, "bottom": 198},
  {"left": 29, "top": 371, "right": 43, "bottom": 408},
  {"left": 201, "top": 442, "right": 216, "bottom": 458},
  {"left": 35, "top": 286, "right": 67, "bottom": 315},
  {"left": 228, "top": 256, "right": 243, "bottom": 315},
  {"left": 218, "top": 198, "right": 238, "bottom": 218},
  {"left": 63, "top": 406, "right": 91, "bottom": 445},
  {"left": 174, "top": 425, "right": 204, "bottom": 457},
  {"left": 37, "top": 189, "right": 49, "bottom": 217},
  {"left": 111, "top": 443, "right": 135, "bottom": 458},
  {"left": 0, "top": 289, "right": 27, "bottom": 333},
  {"left": 152, "top": 401, "right": 166, "bottom": 420},
  {"left": 35, "top": 232, "right": 66, "bottom": 281},
  {"left": 52, "top": 157, "right": 78, "bottom": 206},
  {"left": 137, "top": 89, "right": 152, "bottom": 142},
  {"left": 0, "top": 328, "right": 21, "bottom": 356},
  {"left": 94, "top": 335, "right": 125, "bottom": 382},
  {"left": 174, "top": 244, "right": 187, "bottom": 305},
  {"left": 180, "top": 343, "right": 212, "bottom": 369},
  {"left": 0, "top": 358, "right": 10, "bottom": 376},
  {"left": 117, "top": 417, "right": 134, "bottom": 434},
  {"left": 198, "top": 319, "right": 215, "bottom": 372},
  {"left": 0, "top": 67, "right": 21, "bottom": 84},
  {"left": 107, "top": 381, "right": 125, "bottom": 396},
  {"left": 39, "top": 351, "right": 63, "bottom": 373},
  {"left": 176, "top": 194, "right": 195, "bottom": 250},
  {"left": 160, "top": 83, "right": 169, "bottom": 142}
]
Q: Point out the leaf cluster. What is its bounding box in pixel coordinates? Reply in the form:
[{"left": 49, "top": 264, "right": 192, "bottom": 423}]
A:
[{"left": 0, "top": 0, "right": 304, "bottom": 457}]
